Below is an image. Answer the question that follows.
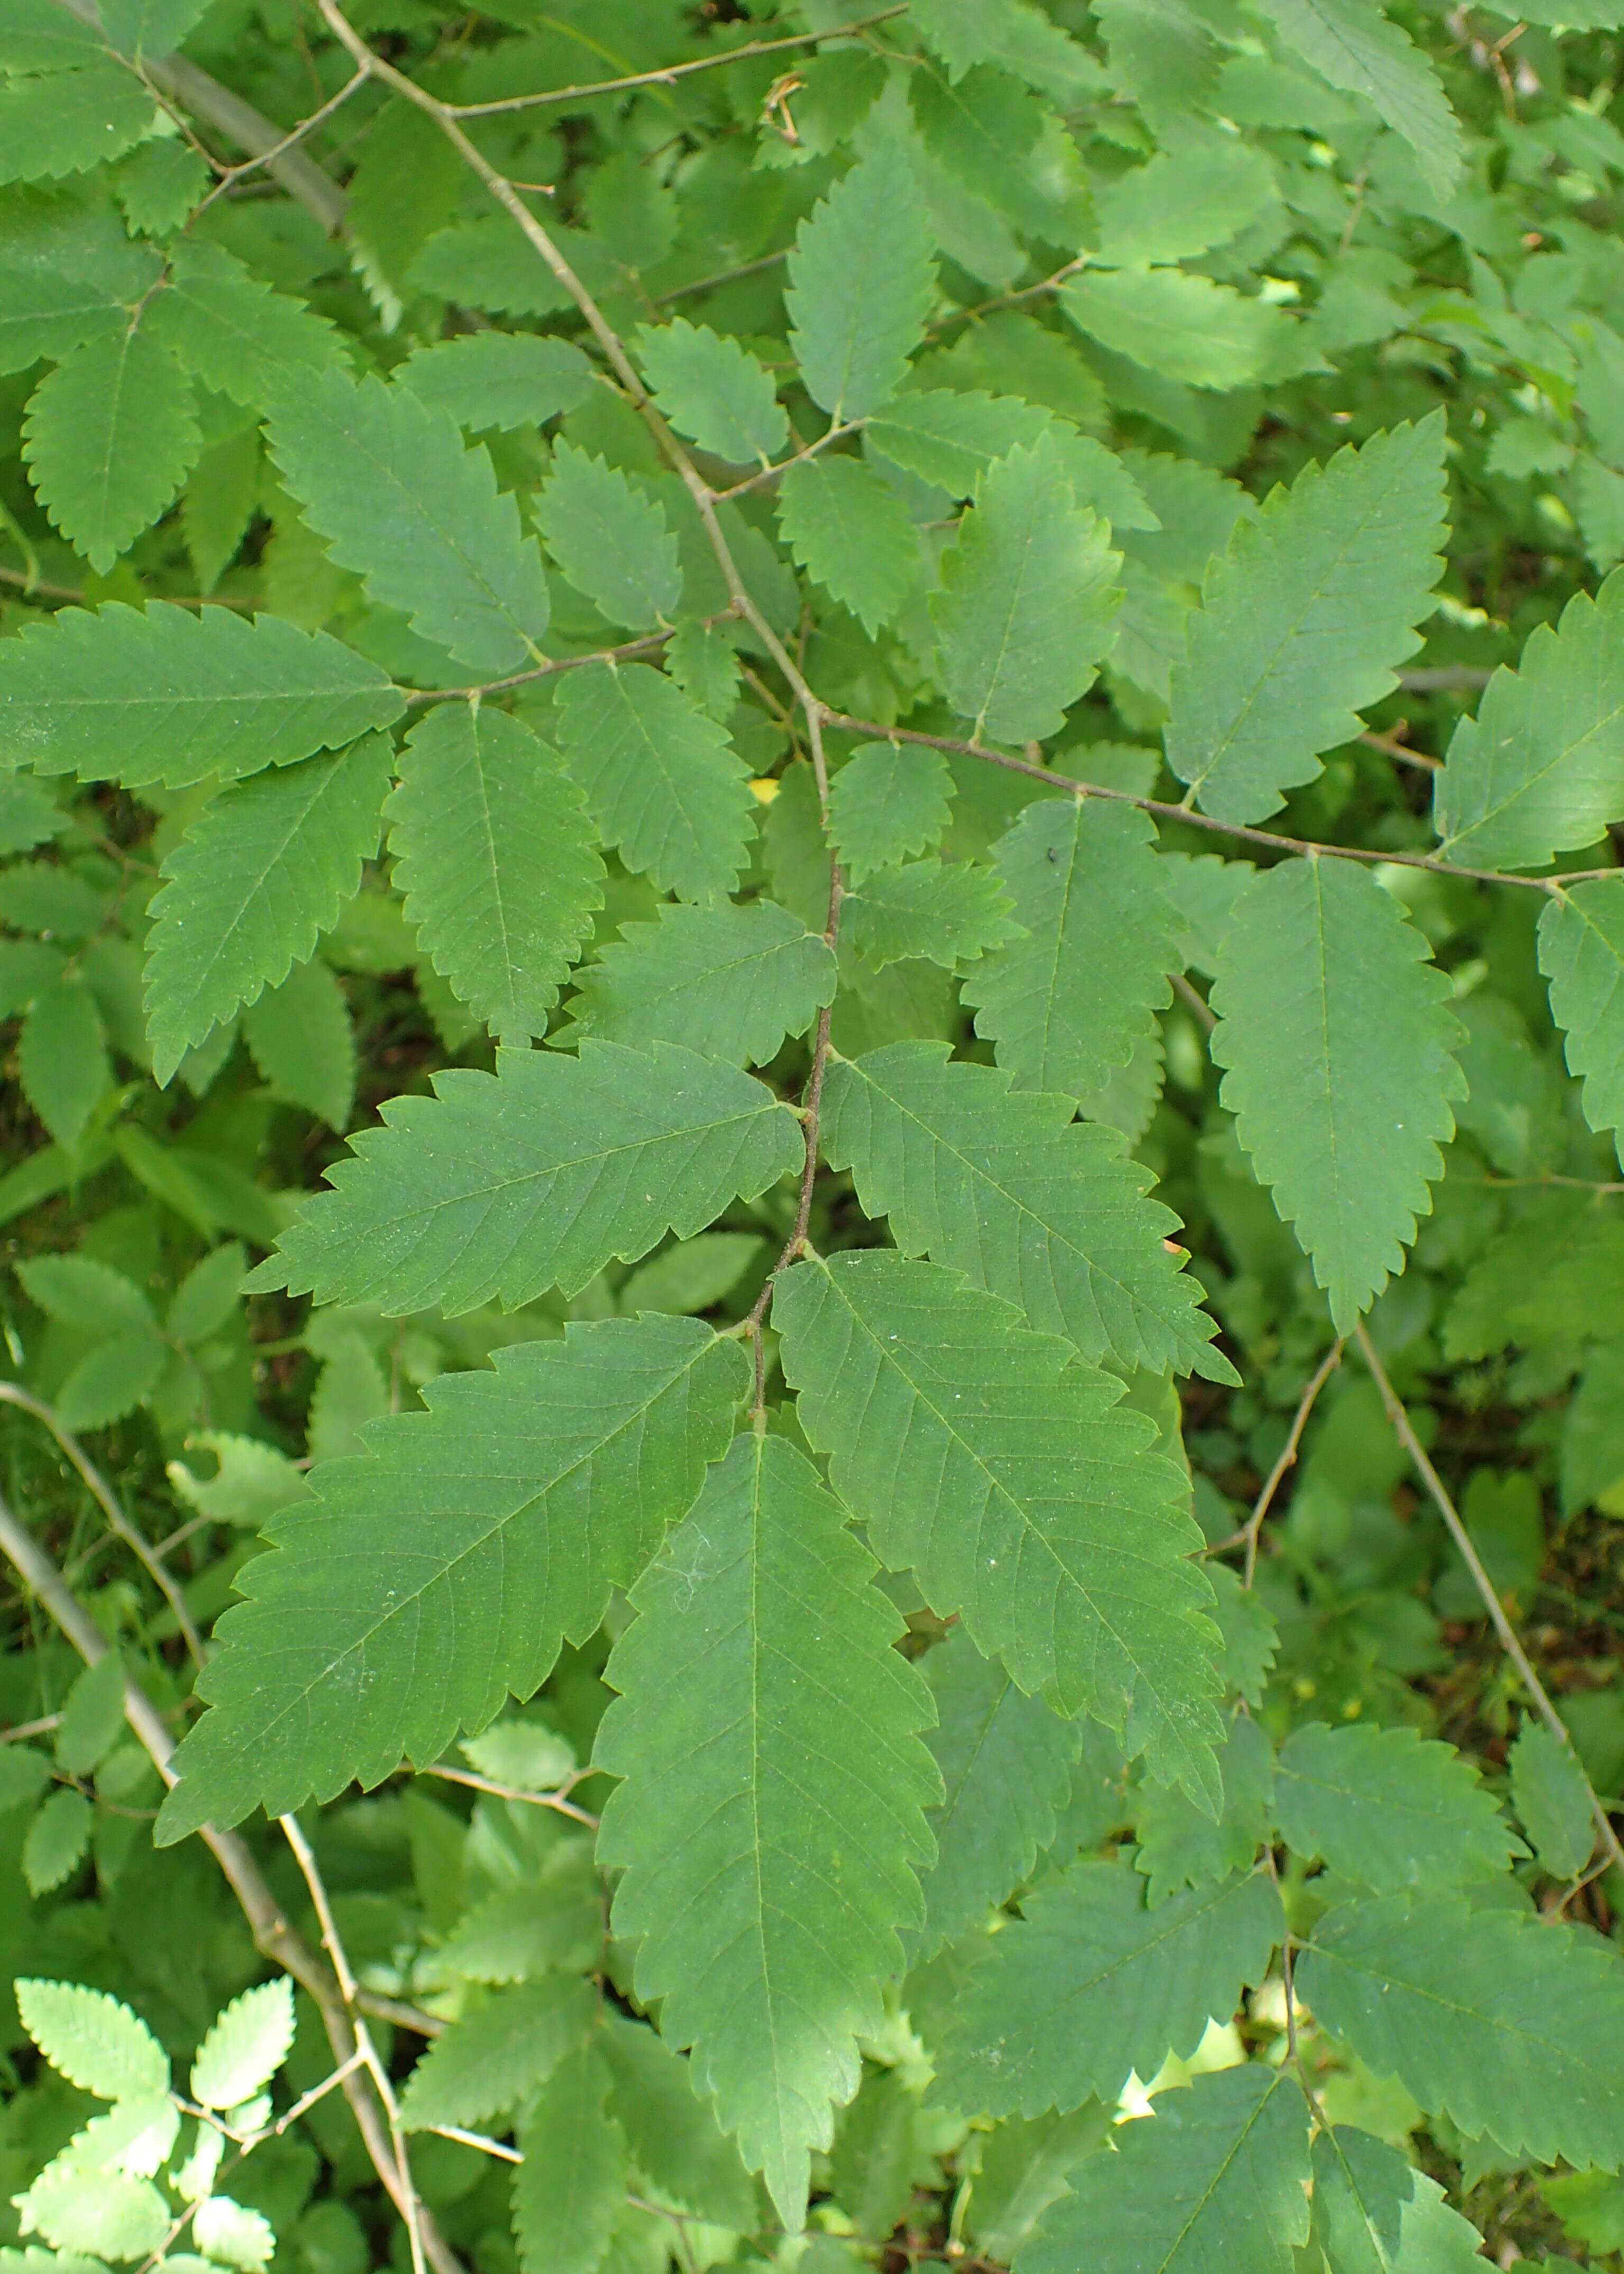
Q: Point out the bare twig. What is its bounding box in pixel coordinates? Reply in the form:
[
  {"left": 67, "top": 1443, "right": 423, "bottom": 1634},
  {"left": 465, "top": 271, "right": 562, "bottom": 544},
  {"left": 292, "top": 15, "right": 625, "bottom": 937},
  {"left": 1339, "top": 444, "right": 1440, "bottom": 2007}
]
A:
[
  {"left": 412, "top": 1759, "right": 599, "bottom": 1828},
  {"left": 1359, "top": 727, "right": 1440, "bottom": 772},
  {"left": 712, "top": 417, "right": 866, "bottom": 503},
  {"left": 1239, "top": 1341, "right": 1345, "bottom": 1585},
  {"left": 401, "top": 616, "right": 734, "bottom": 706},
  {"left": 1171, "top": 970, "right": 1216, "bottom": 1033},
  {"left": 188, "top": 65, "right": 368, "bottom": 221}
]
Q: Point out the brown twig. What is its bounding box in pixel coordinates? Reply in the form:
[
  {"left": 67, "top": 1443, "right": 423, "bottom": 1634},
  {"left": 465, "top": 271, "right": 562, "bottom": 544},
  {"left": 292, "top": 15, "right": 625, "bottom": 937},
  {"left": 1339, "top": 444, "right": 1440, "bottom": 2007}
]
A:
[
  {"left": 188, "top": 65, "right": 369, "bottom": 222},
  {"left": 1239, "top": 1341, "right": 1345, "bottom": 1585},
  {"left": 412, "top": 1759, "right": 599, "bottom": 1829}
]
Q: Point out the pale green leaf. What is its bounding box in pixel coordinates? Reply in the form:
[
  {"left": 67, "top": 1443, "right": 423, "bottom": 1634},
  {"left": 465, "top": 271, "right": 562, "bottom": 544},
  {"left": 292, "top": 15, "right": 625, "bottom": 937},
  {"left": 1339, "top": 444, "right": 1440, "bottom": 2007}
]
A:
[
  {"left": 0, "top": 61, "right": 156, "bottom": 186},
  {"left": 514, "top": 2045, "right": 628, "bottom": 2274},
  {"left": 399, "top": 1977, "right": 596, "bottom": 2130},
  {"left": 21, "top": 1786, "right": 92, "bottom": 1894},
  {"left": 1095, "top": 134, "right": 1279, "bottom": 268},
  {"left": 1539, "top": 882, "right": 1624, "bottom": 1160},
  {"left": 1274, "top": 1721, "right": 1521, "bottom": 1892},
  {"left": 16, "top": 1979, "right": 169, "bottom": 2102},
  {"left": 243, "top": 957, "right": 355, "bottom": 1129},
  {"left": 842, "top": 860, "right": 1019, "bottom": 971},
  {"left": 1254, "top": 0, "right": 1462, "bottom": 199},
  {"left": 56, "top": 1328, "right": 167, "bottom": 1430},
  {"left": 635, "top": 318, "right": 787, "bottom": 463},
  {"left": 166, "top": 1430, "right": 307, "bottom": 1530},
  {"left": 828, "top": 742, "right": 953, "bottom": 886},
  {"left": 1164, "top": 416, "right": 1448, "bottom": 825},
  {"left": 966, "top": 2106, "right": 1113, "bottom": 2263},
  {"left": 23, "top": 327, "right": 199, "bottom": 574},
  {"left": 143, "top": 734, "right": 391, "bottom": 1084},
  {"left": 1310, "top": 2126, "right": 1489, "bottom": 2274},
  {"left": 54, "top": 1650, "right": 127, "bottom": 1778},
  {"left": 1210, "top": 858, "right": 1464, "bottom": 1332},
  {"left": 553, "top": 663, "right": 754, "bottom": 905},
  {"left": 396, "top": 332, "right": 594, "bottom": 432},
  {"left": 930, "top": 435, "right": 1121, "bottom": 743},
  {"left": 389, "top": 704, "right": 603, "bottom": 1044},
  {"left": 1509, "top": 1724, "right": 1595, "bottom": 1883},
  {"left": 596, "top": 1431, "right": 940, "bottom": 2226},
  {"left": 567, "top": 898, "right": 836, "bottom": 1065},
  {"left": 15, "top": 2164, "right": 170, "bottom": 2259},
  {"left": 1060, "top": 268, "right": 1284, "bottom": 391},
  {"left": 166, "top": 1242, "right": 246, "bottom": 1343},
  {"left": 787, "top": 140, "right": 936, "bottom": 421},
  {"left": 0, "top": 1746, "right": 51, "bottom": 1815},
  {"left": 157, "top": 1318, "right": 747, "bottom": 1838},
  {"left": 19, "top": 975, "right": 110, "bottom": 1150},
  {"left": 537, "top": 444, "right": 681, "bottom": 632},
  {"left": 190, "top": 1979, "right": 295, "bottom": 2111},
  {"left": 17, "top": 1254, "right": 151, "bottom": 1335},
  {"left": 190, "top": 2197, "right": 275, "bottom": 2273},
  {"left": 777, "top": 455, "right": 921, "bottom": 636},
  {"left": 774, "top": 1250, "right": 1224, "bottom": 1805}
]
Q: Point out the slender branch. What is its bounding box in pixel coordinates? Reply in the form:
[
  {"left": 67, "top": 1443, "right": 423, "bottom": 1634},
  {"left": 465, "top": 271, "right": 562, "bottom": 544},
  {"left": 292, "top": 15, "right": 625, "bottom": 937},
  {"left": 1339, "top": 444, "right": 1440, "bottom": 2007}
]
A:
[
  {"left": 1239, "top": 1341, "right": 1345, "bottom": 1586},
  {"left": 427, "top": 2121, "right": 522, "bottom": 2162},
  {"left": 1397, "top": 665, "right": 1493, "bottom": 690},
  {"left": 713, "top": 417, "right": 866, "bottom": 503},
  {"left": 656, "top": 246, "right": 792, "bottom": 306},
  {"left": 1353, "top": 1321, "right": 1624, "bottom": 1882},
  {"left": 188, "top": 65, "right": 369, "bottom": 222},
  {"left": 413, "top": 1759, "right": 599, "bottom": 1829},
  {"left": 400, "top": 618, "right": 734, "bottom": 707},
  {"left": 1171, "top": 970, "right": 1216, "bottom": 1033},
  {"left": 1359, "top": 727, "right": 1439, "bottom": 772}
]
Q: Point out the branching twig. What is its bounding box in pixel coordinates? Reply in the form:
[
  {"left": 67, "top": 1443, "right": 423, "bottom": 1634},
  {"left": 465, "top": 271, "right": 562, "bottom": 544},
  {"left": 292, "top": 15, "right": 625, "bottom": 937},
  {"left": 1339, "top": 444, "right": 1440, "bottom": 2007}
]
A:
[
  {"left": 1239, "top": 1341, "right": 1345, "bottom": 1586},
  {"left": 412, "top": 1759, "right": 599, "bottom": 1828},
  {"left": 188, "top": 65, "right": 369, "bottom": 222}
]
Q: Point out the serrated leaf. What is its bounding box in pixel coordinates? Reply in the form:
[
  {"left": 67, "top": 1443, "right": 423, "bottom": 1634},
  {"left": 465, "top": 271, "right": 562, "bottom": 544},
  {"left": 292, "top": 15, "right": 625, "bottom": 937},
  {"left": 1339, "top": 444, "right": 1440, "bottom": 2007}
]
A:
[
  {"left": 146, "top": 238, "right": 348, "bottom": 409},
  {"left": 820, "top": 1041, "right": 1229, "bottom": 1381},
  {"left": 1509, "top": 1724, "right": 1595, "bottom": 1883},
  {"left": 568, "top": 898, "right": 835, "bottom": 1066},
  {"left": 916, "top": 1628, "right": 1083, "bottom": 1961},
  {"left": 17, "top": 1254, "right": 150, "bottom": 1335},
  {"left": 1274, "top": 1721, "right": 1520, "bottom": 1892},
  {"left": 21, "top": 1786, "right": 91, "bottom": 1894},
  {"left": 964, "top": 799, "right": 1184, "bottom": 1104},
  {"left": 635, "top": 317, "right": 787, "bottom": 463},
  {"left": 932, "top": 1860, "right": 1282, "bottom": 2116},
  {"left": 777, "top": 455, "right": 920, "bottom": 636},
  {"left": 1210, "top": 858, "right": 1463, "bottom": 1333},
  {"left": 596, "top": 1431, "right": 940, "bottom": 2226},
  {"left": 267, "top": 367, "right": 549, "bottom": 675},
  {"left": 912, "top": 0, "right": 1102, "bottom": 90},
  {"left": 190, "top": 2197, "right": 273, "bottom": 2273},
  {"left": 143, "top": 733, "right": 391, "bottom": 1083},
  {"left": 1060, "top": 267, "right": 1284, "bottom": 391},
  {"left": 167, "top": 1243, "right": 245, "bottom": 1343},
  {"left": 243, "top": 956, "right": 355, "bottom": 1129},
  {"left": 0, "top": 859, "right": 106, "bottom": 936},
  {"left": 157, "top": 1318, "right": 747, "bottom": 1837},
  {"left": 16, "top": 1979, "right": 169, "bottom": 2101},
  {"left": 243, "top": 1041, "right": 801, "bottom": 1316},
  {"left": 930, "top": 435, "right": 1121, "bottom": 743},
  {"left": 396, "top": 332, "right": 593, "bottom": 432},
  {"left": 100, "top": 0, "right": 214, "bottom": 58},
  {"left": 1135, "top": 1713, "right": 1274, "bottom": 1907},
  {"left": 389, "top": 704, "right": 603, "bottom": 1044},
  {"left": 15, "top": 2163, "right": 170, "bottom": 2259},
  {"left": 1096, "top": 133, "right": 1279, "bottom": 267},
  {"left": 1255, "top": 0, "right": 1462, "bottom": 199},
  {"left": 842, "top": 859, "right": 1019, "bottom": 971},
  {"left": 19, "top": 975, "right": 110, "bottom": 1150},
  {"left": 1164, "top": 416, "right": 1448, "bottom": 826},
  {"left": 774, "top": 1250, "right": 1224, "bottom": 1805},
  {"left": 54, "top": 1649, "right": 127, "bottom": 1778},
  {"left": 23, "top": 326, "right": 199, "bottom": 574},
  {"left": 0, "top": 1746, "right": 52, "bottom": 1814},
  {"left": 514, "top": 2044, "right": 627, "bottom": 2274},
  {"left": 190, "top": 1979, "right": 294, "bottom": 2111},
  {"left": 399, "top": 1976, "right": 596, "bottom": 2130},
  {"left": 553, "top": 664, "right": 754, "bottom": 905},
  {"left": 598, "top": 2013, "right": 756, "bottom": 2227},
  {"left": 0, "top": 601, "right": 403, "bottom": 791},
  {"left": 56, "top": 1328, "right": 167, "bottom": 1430},
  {"left": 966, "top": 2105, "right": 1113, "bottom": 2262},
  {"left": 537, "top": 444, "right": 681, "bottom": 632},
  {"left": 1298, "top": 1894, "right": 1624, "bottom": 2170},
  {"left": 1018, "top": 2064, "right": 1311, "bottom": 2274},
  {"left": 828, "top": 742, "right": 953, "bottom": 885},
  {"left": 787, "top": 140, "right": 936, "bottom": 421},
  {"left": 113, "top": 135, "right": 208, "bottom": 236},
  {"left": 0, "top": 60, "right": 156, "bottom": 186},
  {"left": 1310, "top": 2126, "right": 1489, "bottom": 2274},
  {"left": 0, "top": 2, "right": 106, "bottom": 71},
  {"left": 1540, "top": 884, "right": 1624, "bottom": 1163}
]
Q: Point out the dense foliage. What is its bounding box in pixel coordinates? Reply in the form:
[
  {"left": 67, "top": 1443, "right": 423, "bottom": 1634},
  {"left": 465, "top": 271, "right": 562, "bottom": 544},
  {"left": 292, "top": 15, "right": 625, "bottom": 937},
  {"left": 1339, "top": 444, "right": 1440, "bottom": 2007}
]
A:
[{"left": 10, "top": 0, "right": 1624, "bottom": 2268}]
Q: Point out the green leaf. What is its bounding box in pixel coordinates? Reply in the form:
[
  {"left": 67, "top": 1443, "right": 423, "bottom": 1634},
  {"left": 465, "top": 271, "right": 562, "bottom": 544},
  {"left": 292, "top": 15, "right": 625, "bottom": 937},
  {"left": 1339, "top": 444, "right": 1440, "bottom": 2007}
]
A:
[
  {"left": 930, "top": 435, "right": 1121, "bottom": 743},
  {"left": 143, "top": 734, "right": 391, "bottom": 1084},
  {"left": 190, "top": 1979, "right": 295, "bottom": 2112},
  {"left": 1298, "top": 1894, "right": 1624, "bottom": 2170},
  {"left": 598, "top": 2014, "right": 756, "bottom": 2229},
  {"left": 596, "top": 1431, "right": 940, "bottom": 2227},
  {"left": 777, "top": 455, "right": 921, "bottom": 636},
  {"left": 1310, "top": 2126, "right": 1489, "bottom": 2274},
  {"left": 931, "top": 1860, "right": 1282, "bottom": 2116},
  {"left": 14, "top": 2164, "right": 170, "bottom": 2259},
  {"left": 514, "top": 2044, "right": 628, "bottom": 2274},
  {"left": 113, "top": 136, "right": 208, "bottom": 236},
  {"left": 167, "top": 1242, "right": 246, "bottom": 1344},
  {"left": 774, "top": 1250, "right": 1224, "bottom": 1805},
  {"left": 0, "top": 860, "right": 106, "bottom": 936},
  {"left": 1018, "top": 2065, "right": 1311, "bottom": 2274},
  {"left": 1164, "top": 416, "right": 1449, "bottom": 825},
  {"left": 552, "top": 664, "right": 754, "bottom": 905},
  {"left": 964, "top": 799, "right": 1185, "bottom": 1105},
  {"left": 634, "top": 318, "right": 787, "bottom": 464},
  {"left": 912, "top": 0, "right": 1102, "bottom": 90},
  {"left": 842, "top": 860, "right": 1019, "bottom": 972},
  {"left": 0, "top": 1746, "right": 51, "bottom": 1815},
  {"left": 23, "top": 326, "right": 199, "bottom": 574},
  {"left": 1210, "top": 858, "right": 1464, "bottom": 1333},
  {"left": 1274, "top": 1721, "right": 1521, "bottom": 1892},
  {"left": 1135, "top": 1713, "right": 1275, "bottom": 1907},
  {"left": 54, "top": 1650, "right": 127, "bottom": 1778},
  {"left": 191, "top": 2197, "right": 275, "bottom": 2273},
  {"left": 0, "top": 601, "right": 402, "bottom": 791},
  {"left": 1096, "top": 134, "right": 1279, "bottom": 268},
  {"left": 267, "top": 367, "right": 549, "bottom": 675},
  {"left": 146, "top": 238, "right": 348, "bottom": 410},
  {"left": 787, "top": 140, "right": 936, "bottom": 421},
  {"left": 1433, "top": 575, "right": 1624, "bottom": 872},
  {"left": 243, "top": 957, "right": 355, "bottom": 1130},
  {"left": 389, "top": 704, "right": 603, "bottom": 1045},
  {"left": 396, "top": 332, "right": 594, "bottom": 433},
  {"left": 158, "top": 1317, "right": 746, "bottom": 1838},
  {"left": 916, "top": 1628, "right": 1083, "bottom": 1960},
  {"left": 17, "top": 1254, "right": 151, "bottom": 1335},
  {"left": 1254, "top": 0, "right": 1463, "bottom": 199},
  {"left": 100, "top": 0, "right": 214, "bottom": 58},
  {"left": 536, "top": 443, "right": 681, "bottom": 631},
  {"left": 568, "top": 898, "right": 835, "bottom": 1066},
  {"left": 21, "top": 1786, "right": 92, "bottom": 1894},
  {"left": 1539, "top": 883, "right": 1624, "bottom": 1163},
  {"left": 829, "top": 743, "right": 953, "bottom": 887},
  {"left": 1060, "top": 268, "right": 1283, "bottom": 391},
  {"left": 966, "top": 2106, "right": 1114, "bottom": 2263},
  {"left": 819, "top": 1040, "right": 1230, "bottom": 1381},
  {"left": 19, "top": 974, "right": 110, "bottom": 1150},
  {"left": 0, "top": 60, "right": 156, "bottom": 186},
  {"left": 399, "top": 1977, "right": 596, "bottom": 2130},
  {"left": 56, "top": 1328, "right": 167, "bottom": 1430},
  {"left": 16, "top": 1979, "right": 169, "bottom": 2102},
  {"left": 1510, "top": 1724, "right": 1596, "bottom": 1883},
  {"left": 620, "top": 1231, "right": 763, "bottom": 1316}
]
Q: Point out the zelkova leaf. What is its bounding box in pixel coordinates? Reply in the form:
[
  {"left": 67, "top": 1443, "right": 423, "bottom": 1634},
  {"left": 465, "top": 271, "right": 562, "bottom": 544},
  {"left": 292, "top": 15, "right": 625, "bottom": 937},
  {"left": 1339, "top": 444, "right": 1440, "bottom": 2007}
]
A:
[
  {"left": 1017, "top": 2063, "right": 1311, "bottom": 2274},
  {"left": 552, "top": 664, "right": 755, "bottom": 905},
  {"left": 398, "top": 1977, "right": 596, "bottom": 2130},
  {"left": 156, "top": 1317, "right": 747, "bottom": 1840},
  {"left": 189, "top": 1980, "right": 295, "bottom": 2113},
  {"left": 1255, "top": 0, "right": 1463, "bottom": 199},
  {"left": 1509, "top": 1722, "right": 1595, "bottom": 1882},
  {"left": 774, "top": 1251, "right": 1225, "bottom": 1806},
  {"left": 513, "top": 2045, "right": 628, "bottom": 2274},
  {"left": 23, "top": 325, "right": 199, "bottom": 574},
  {"left": 1164, "top": 415, "right": 1449, "bottom": 826},
  {"left": 143, "top": 734, "right": 393, "bottom": 1085},
  {"left": 145, "top": 238, "right": 348, "bottom": 410},
  {"left": 596, "top": 1432, "right": 941, "bottom": 2227},
  {"left": 387, "top": 704, "right": 603, "bottom": 1045},
  {"left": 842, "top": 857, "right": 1020, "bottom": 972},
  {"left": 932, "top": 1859, "right": 1283, "bottom": 2117},
  {"left": 1433, "top": 571, "right": 1624, "bottom": 871},
  {"left": 567, "top": 898, "right": 836, "bottom": 1065},
  {"left": 1539, "top": 883, "right": 1624, "bottom": 1162},
  {"left": 266, "top": 367, "right": 549, "bottom": 675},
  {"left": 777, "top": 455, "right": 921, "bottom": 637},
  {"left": 1273, "top": 1722, "right": 1522, "bottom": 1892},
  {"left": 819, "top": 1042, "right": 1231, "bottom": 1381},
  {"left": 536, "top": 443, "right": 682, "bottom": 632},
  {"left": 0, "top": 602, "right": 402, "bottom": 791},
  {"left": 395, "top": 331, "right": 594, "bottom": 433},
  {"left": 15, "top": 1980, "right": 169, "bottom": 2102},
  {"left": 634, "top": 317, "right": 787, "bottom": 464},
  {"left": 244, "top": 955, "right": 355, "bottom": 1130},
  {"left": 1298, "top": 1894, "right": 1624, "bottom": 2171},
  {"left": 1210, "top": 858, "right": 1464, "bottom": 1332},
  {"left": 786, "top": 138, "right": 936, "bottom": 421},
  {"left": 828, "top": 742, "right": 953, "bottom": 885},
  {"left": 930, "top": 435, "right": 1122, "bottom": 744},
  {"left": 1059, "top": 267, "right": 1283, "bottom": 391},
  {"left": 241, "top": 1042, "right": 804, "bottom": 1316},
  {"left": 964, "top": 798, "right": 1185, "bottom": 1104},
  {"left": 0, "top": 59, "right": 156, "bottom": 188},
  {"left": 1311, "top": 2126, "right": 1491, "bottom": 2274},
  {"left": 916, "top": 1628, "right": 1084, "bottom": 1961}
]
